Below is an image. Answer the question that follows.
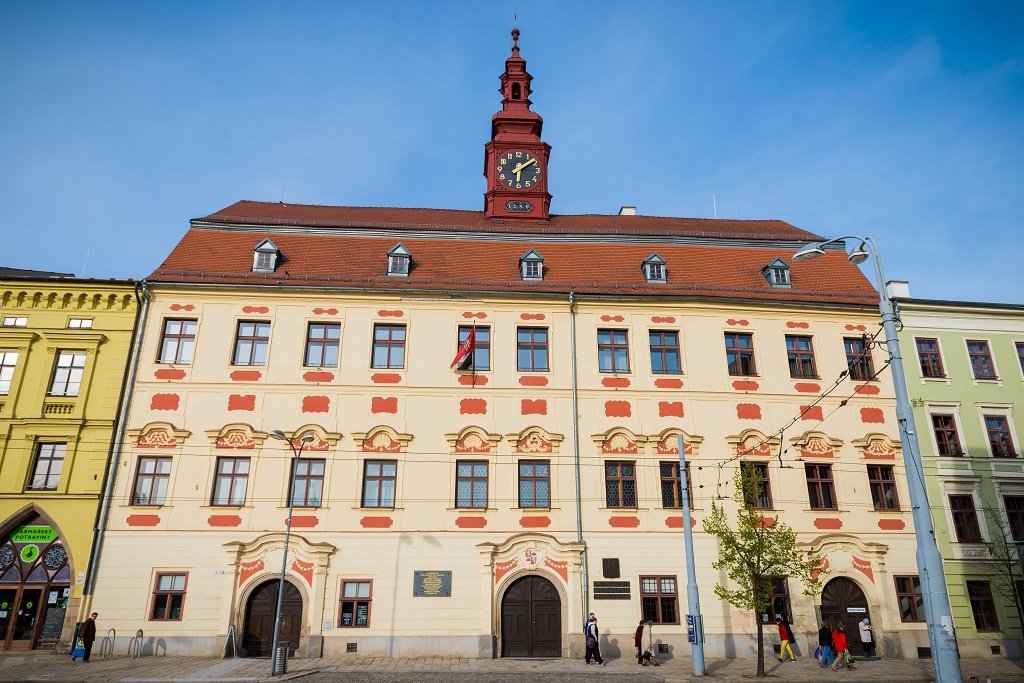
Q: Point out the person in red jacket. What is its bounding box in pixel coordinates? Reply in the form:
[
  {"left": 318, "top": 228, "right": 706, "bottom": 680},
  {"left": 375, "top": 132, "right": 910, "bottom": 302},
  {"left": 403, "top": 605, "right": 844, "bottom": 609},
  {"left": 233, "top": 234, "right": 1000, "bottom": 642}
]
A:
[
  {"left": 775, "top": 616, "right": 796, "bottom": 662},
  {"left": 831, "top": 623, "right": 856, "bottom": 671}
]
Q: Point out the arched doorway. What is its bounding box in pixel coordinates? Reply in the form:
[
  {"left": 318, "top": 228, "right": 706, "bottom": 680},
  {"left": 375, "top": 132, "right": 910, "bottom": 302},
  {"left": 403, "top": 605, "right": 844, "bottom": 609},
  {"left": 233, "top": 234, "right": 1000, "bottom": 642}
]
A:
[
  {"left": 501, "top": 574, "right": 561, "bottom": 657},
  {"left": 243, "top": 579, "right": 302, "bottom": 657},
  {"left": 821, "top": 577, "right": 870, "bottom": 652},
  {"left": 0, "top": 513, "right": 72, "bottom": 651}
]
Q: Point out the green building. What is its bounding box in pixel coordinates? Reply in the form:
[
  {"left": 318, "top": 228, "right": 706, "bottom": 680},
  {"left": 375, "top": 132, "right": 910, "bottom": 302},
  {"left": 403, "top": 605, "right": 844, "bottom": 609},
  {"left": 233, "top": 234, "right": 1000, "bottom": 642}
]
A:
[{"left": 894, "top": 284, "right": 1024, "bottom": 658}]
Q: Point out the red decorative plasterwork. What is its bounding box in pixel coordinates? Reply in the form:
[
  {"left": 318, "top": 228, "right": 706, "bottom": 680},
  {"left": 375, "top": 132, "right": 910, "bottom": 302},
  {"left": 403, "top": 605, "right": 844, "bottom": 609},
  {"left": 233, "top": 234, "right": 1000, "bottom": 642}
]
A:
[
  {"left": 605, "top": 401, "right": 631, "bottom": 417},
  {"left": 600, "top": 315, "right": 624, "bottom": 322},
  {"left": 739, "top": 436, "right": 771, "bottom": 457},
  {"left": 813, "top": 517, "right": 843, "bottom": 530},
  {"left": 296, "top": 434, "right": 329, "bottom": 452},
  {"left": 302, "top": 395, "right": 330, "bottom": 413},
  {"left": 239, "top": 559, "right": 265, "bottom": 586},
  {"left": 756, "top": 517, "right": 777, "bottom": 528},
  {"left": 851, "top": 555, "right": 874, "bottom": 583},
  {"left": 371, "top": 397, "right": 398, "bottom": 414},
  {"left": 602, "top": 433, "right": 638, "bottom": 454},
  {"left": 609, "top": 516, "right": 640, "bottom": 528},
  {"left": 795, "top": 383, "right": 821, "bottom": 393},
  {"left": 812, "top": 556, "right": 830, "bottom": 581},
  {"left": 495, "top": 558, "right": 519, "bottom": 583},
  {"left": 800, "top": 405, "right": 824, "bottom": 421},
  {"left": 458, "top": 375, "right": 488, "bottom": 386},
  {"left": 378, "top": 309, "right": 404, "bottom": 317},
  {"left": 460, "top": 398, "right": 487, "bottom": 415},
  {"left": 519, "top": 376, "right": 548, "bottom": 386},
  {"left": 312, "top": 308, "right": 338, "bottom": 315},
  {"left": 543, "top": 557, "right": 568, "bottom": 582},
  {"left": 651, "top": 316, "right": 675, "bottom": 323},
  {"left": 455, "top": 433, "right": 492, "bottom": 453},
  {"left": 732, "top": 380, "right": 759, "bottom": 391},
  {"left": 860, "top": 407, "right": 885, "bottom": 424},
  {"left": 863, "top": 440, "right": 896, "bottom": 459},
  {"left": 726, "top": 319, "right": 749, "bottom": 326},
  {"left": 154, "top": 368, "right": 186, "bottom": 380},
  {"left": 602, "top": 377, "right": 630, "bottom": 388},
  {"left": 854, "top": 384, "right": 880, "bottom": 395},
  {"left": 216, "top": 431, "right": 256, "bottom": 449},
  {"left": 786, "top": 321, "right": 809, "bottom": 329},
  {"left": 242, "top": 306, "right": 269, "bottom": 314},
  {"left": 228, "top": 394, "right": 255, "bottom": 411},
  {"left": 665, "top": 516, "right": 697, "bottom": 529},
  {"left": 288, "top": 516, "right": 318, "bottom": 528},
  {"left": 656, "top": 437, "right": 693, "bottom": 455},
  {"left": 137, "top": 429, "right": 177, "bottom": 448},
  {"left": 801, "top": 437, "right": 834, "bottom": 458},
  {"left": 520, "top": 516, "right": 550, "bottom": 528},
  {"left": 371, "top": 373, "right": 402, "bottom": 383},
  {"left": 126, "top": 514, "right": 160, "bottom": 526},
  {"left": 150, "top": 393, "right": 180, "bottom": 411},
  {"left": 520, "top": 313, "right": 545, "bottom": 320},
  {"left": 878, "top": 519, "right": 905, "bottom": 531},
  {"left": 291, "top": 559, "right": 314, "bottom": 586},
  {"left": 655, "top": 378, "right": 683, "bottom": 389},
  {"left": 168, "top": 304, "right": 195, "bottom": 311},
  {"left": 517, "top": 433, "right": 553, "bottom": 453},
  {"left": 462, "top": 311, "right": 487, "bottom": 319},
  {"left": 363, "top": 432, "right": 402, "bottom": 453},
  {"left": 456, "top": 516, "right": 487, "bottom": 528},
  {"left": 737, "top": 403, "right": 761, "bottom": 420},
  {"left": 659, "top": 401, "right": 684, "bottom": 418},
  {"left": 361, "top": 516, "right": 393, "bottom": 528},
  {"left": 208, "top": 515, "right": 242, "bottom": 527},
  {"left": 230, "top": 370, "right": 262, "bottom": 381},
  {"left": 845, "top": 324, "right": 867, "bottom": 332},
  {"left": 303, "top": 371, "right": 334, "bottom": 382}
]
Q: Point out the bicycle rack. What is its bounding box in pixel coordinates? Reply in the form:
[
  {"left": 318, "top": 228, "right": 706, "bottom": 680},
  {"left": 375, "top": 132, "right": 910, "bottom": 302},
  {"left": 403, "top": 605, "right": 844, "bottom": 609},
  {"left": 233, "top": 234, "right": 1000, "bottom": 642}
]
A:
[
  {"left": 128, "top": 629, "right": 144, "bottom": 659},
  {"left": 100, "top": 627, "right": 115, "bottom": 659}
]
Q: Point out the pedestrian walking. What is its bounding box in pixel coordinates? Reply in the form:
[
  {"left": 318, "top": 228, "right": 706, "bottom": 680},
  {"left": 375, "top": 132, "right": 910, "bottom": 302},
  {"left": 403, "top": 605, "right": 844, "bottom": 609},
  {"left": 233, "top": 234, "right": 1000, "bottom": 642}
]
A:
[
  {"left": 831, "top": 623, "right": 855, "bottom": 671},
  {"left": 859, "top": 618, "right": 875, "bottom": 658},
  {"left": 818, "top": 622, "right": 834, "bottom": 668},
  {"left": 80, "top": 612, "right": 98, "bottom": 663},
  {"left": 634, "top": 619, "right": 645, "bottom": 664},
  {"left": 584, "top": 614, "right": 604, "bottom": 665},
  {"left": 775, "top": 616, "right": 796, "bottom": 662},
  {"left": 641, "top": 619, "right": 658, "bottom": 666}
]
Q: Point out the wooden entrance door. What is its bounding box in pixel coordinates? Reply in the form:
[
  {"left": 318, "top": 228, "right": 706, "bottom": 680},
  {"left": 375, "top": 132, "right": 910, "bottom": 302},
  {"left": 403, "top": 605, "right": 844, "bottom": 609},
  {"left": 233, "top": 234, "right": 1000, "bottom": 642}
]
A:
[
  {"left": 820, "top": 577, "right": 869, "bottom": 652},
  {"left": 243, "top": 580, "right": 302, "bottom": 657},
  {"left": 501, "top": 575, "right": 561, "bottom": 657}
]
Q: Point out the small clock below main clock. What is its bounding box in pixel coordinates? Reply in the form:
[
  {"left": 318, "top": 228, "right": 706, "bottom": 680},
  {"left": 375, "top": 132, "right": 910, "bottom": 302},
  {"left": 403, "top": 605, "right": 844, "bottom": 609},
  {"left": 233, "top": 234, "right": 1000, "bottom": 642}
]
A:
[{"left": 496, "top": 151, "right": 541, "bottom": 190}]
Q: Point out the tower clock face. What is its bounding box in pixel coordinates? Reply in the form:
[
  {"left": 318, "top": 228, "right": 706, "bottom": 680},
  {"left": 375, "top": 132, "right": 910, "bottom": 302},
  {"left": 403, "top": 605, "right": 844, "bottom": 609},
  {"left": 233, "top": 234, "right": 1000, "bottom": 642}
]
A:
[{"left": 496, "top": 150, "right": 541, "bottom": 190}]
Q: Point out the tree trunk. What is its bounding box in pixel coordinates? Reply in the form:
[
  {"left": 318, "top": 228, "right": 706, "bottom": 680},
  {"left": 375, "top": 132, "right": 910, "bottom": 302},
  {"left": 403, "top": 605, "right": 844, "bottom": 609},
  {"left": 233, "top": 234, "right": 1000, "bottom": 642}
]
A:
[{"left": 756, "top": 616, "right": 765, "bottom": 676}]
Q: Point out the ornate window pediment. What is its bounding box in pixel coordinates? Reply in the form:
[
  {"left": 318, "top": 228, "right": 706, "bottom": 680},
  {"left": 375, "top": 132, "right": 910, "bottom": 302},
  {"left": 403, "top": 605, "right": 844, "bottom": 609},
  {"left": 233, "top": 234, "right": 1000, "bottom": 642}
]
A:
[
  {"left": 128, "top": 422, "right": 191, "bottom": 449},
  {"left": 506, "top": 426, "right": 563, "bottom": 454},
  {"left": 351, "top": 426, "right": 412, "bottom": 453},
  {"left": 652, "top": 428, "right": 703, "bottom": 456},
  {"left": 591, "top": 427, "right": 646, "bottom": 454},
  {"left": 205, "top": 423, "right": 269, "bottom": 449},
  {"left": 790, "top": 431, "right": 843, "bottom": 460},
  {"left": 445, "top": 426, "right": 502, "bottom": 454},
  {"left": 726, "top": 429, "right": 780, "bottom": 458},
  {"left": 274, "top": 425, "right": 341, "bottom": 452},
  {"left": 851, "top": 432, "right": 900, "bottom": 460}
]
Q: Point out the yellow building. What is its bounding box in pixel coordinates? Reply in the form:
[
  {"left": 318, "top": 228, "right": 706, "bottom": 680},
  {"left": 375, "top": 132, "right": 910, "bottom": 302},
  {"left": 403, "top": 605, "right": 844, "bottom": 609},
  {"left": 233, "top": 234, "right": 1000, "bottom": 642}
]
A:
[{"left": 0, "top": 269, "right": 137, "bottom": 651}]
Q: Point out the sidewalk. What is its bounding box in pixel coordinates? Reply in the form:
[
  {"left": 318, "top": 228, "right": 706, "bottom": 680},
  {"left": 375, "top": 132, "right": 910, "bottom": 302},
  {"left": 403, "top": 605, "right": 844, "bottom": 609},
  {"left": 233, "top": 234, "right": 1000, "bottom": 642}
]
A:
[{"left": 0, "top": 651, "right": 1022, "bottom": 682}]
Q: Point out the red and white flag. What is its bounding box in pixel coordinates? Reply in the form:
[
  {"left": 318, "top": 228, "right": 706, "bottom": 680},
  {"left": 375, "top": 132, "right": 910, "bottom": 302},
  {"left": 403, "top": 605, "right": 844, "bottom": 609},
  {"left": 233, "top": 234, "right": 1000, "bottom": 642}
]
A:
[{"left": 450, "top": 326, "right": 476, "bottom": 370}]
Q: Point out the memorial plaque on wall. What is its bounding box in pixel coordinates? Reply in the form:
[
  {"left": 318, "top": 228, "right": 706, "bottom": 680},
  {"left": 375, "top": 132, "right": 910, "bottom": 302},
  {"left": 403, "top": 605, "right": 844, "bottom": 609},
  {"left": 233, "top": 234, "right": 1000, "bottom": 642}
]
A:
[
  {"left": 593, "top": 580, "right": 631, "bottom": 600},
  {"left": 413, "top": 570, "right": 452, "bottom": 597}
]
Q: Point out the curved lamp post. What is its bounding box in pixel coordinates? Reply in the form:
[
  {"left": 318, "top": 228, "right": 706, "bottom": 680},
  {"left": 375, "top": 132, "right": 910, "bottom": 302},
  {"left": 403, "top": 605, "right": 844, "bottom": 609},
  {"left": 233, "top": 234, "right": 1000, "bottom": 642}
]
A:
[
  {"left": 794, "top": 236, "right": 962, "bottom": 683},
  {"left": 268, "top": 429, "right": 315, "bottom": 677}
]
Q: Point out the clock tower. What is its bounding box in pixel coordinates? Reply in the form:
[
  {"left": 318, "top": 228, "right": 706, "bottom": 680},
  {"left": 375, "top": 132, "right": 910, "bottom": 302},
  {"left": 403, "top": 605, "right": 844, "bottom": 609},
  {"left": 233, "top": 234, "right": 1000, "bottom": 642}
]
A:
[{"left": 484, "top": 28, "right": 552, "bottom": 221}]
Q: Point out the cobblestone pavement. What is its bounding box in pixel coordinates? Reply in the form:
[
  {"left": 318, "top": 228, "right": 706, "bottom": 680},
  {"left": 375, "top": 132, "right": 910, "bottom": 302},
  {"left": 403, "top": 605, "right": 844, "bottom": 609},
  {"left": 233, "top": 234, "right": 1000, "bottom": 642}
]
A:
[{"left": 0, "top": 651, "right": 1022, "bottom": 683}]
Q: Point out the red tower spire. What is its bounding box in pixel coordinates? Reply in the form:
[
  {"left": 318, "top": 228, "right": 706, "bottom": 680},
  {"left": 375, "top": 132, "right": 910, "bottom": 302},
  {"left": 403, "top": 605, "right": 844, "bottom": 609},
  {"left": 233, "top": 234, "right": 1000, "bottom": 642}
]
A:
[{"left": 483, "top": 28, "right": 552, "bottom": 221}]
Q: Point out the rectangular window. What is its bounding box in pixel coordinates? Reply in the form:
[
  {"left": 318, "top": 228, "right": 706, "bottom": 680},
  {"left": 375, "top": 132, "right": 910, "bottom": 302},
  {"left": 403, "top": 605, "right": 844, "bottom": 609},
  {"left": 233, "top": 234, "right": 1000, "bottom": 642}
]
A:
[
  {"left": 211, "top": 457, "right": 250, "bottom": 506},
  {"left": 1017, "top": 342, "right": 1024, "bottom": 376},
  {"left": 597, "top": 329, "right": 630, "bottom": 373},
  {"left": 67, "top": 317, "right": 93, "bottom": 329},
  {"left": 371, "top": 324, "right": 406, "bottom": 369},
  {"left": 659, "top": 461, "right": 693, "bottom": 509},
  {"left": 894, "top": 576, "right": 925, "bottom": 622},
  {"left": 132, "top": 457, "right": 172, "bottom": 505},
  {"left": 2, "top": 316, "right": 27, "bottom": 327},
  {"left": 232, "top": 321, "right": 270, "bottom": 366},
  {"left": 339, "top": 580, "right": 372, "bottom": 627},
  {"left": 290, "top": 458, "right": 325, "bottom": 507},
  {"left": 150, "top": 573, "right": 187, "bottom": 621},
  {"left": 916, "top": 338, "right": 945, "bottom": 378},
  {"left": 966, "top": 581, "right": 999, "bottom": 631},
  {"left": 725, "top": 332, "right": 756, "bottom": 376},
  {"left": 932, "top": 414, "right": 961, "bottom": 456},
  {"left": 28, "top": 443, "right": 66, "bottom": 490},
  {"left": 304, "top": 323, "right": 340, "bottom": 367},
  {"left": 649, "top": 330, "right": 682, "bottom": 374},
  {"left": 984, "top": 415, "right": 1015, "bottom": 457},
  {"left": 361, "top": 460, "right": 397, "bottom": 508},
  {"left": 457, "top": 325, "right": 490, "bottom": 371},
  {"left": 158, "top": 319, "right": 197, "bottom": 364},
  {"left": 805, "top": 464, "right": 837, "bottom": 510},
  {"left": 518, "top": 460, "right": 550, "bottom": 508},
  {"left": 768, "top": 577, "right": 792, "bottom": 623},
  {"left": 516, "top": 327, "right": 549, "bottom": 372},
  {"left": 455, "top": 461, "right": 488, "bottom": 508},
  {"left": 867, "top": 465, "right": 900, "bottom": 510},
  {"left": 640, "top": 576, "right": 679, "bottom": 624},
  {"left": 844, "top": 337, "right": 875, "bottom": 381},
  {"left": 967, "top": 340, "right": 996, "bottom": 379},
  {"left": 786, "top": 335, "right": 818, "bottom": 379},
  {"left": 949, "top": 494, "right": 982, "bottom": 542},
  {"left": 604, "top": 461, "right": 637, "bottom": 508},
  {"left": 48, "top": 351, "right": 86, "bottom": 396},
  {"left": 0, "top": 351, "right": 19, "bottom": 395},
  {"left": 741, "top": 462, "right": 773, "bottom": 509},
  {"left": 1004, "top": 495, "right": 1024, "bottom": 542}
]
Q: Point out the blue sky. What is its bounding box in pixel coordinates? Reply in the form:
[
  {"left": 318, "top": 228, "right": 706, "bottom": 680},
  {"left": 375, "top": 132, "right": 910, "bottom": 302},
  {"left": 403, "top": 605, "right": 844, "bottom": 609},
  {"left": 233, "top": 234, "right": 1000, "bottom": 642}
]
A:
[{"left": 2, "top": 2, "right": 1021, "bottom": 303}]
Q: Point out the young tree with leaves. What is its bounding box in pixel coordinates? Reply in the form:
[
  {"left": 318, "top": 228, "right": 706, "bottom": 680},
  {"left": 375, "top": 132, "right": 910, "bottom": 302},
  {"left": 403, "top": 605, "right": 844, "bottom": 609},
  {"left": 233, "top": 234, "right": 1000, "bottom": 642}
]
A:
[{"left": 702, "top": 463, "right": 826, "bottom": 677}]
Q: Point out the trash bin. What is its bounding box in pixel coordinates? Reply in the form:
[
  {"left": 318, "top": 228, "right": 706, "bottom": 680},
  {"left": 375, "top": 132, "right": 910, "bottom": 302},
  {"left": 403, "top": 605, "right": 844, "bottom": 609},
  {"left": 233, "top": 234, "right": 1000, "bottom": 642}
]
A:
[{"left": 273, "top": 645, "right": 288, "bottom": 675}]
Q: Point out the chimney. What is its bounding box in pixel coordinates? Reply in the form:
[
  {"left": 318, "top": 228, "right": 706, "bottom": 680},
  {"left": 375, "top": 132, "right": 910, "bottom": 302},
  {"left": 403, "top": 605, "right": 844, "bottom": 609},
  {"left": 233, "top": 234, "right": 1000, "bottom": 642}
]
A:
[
  {"left": 886, "top": 280, "right": 911, "bottom": 299},
  {"left": 618, "top": 206, "right": 636, "bottom": 216}
]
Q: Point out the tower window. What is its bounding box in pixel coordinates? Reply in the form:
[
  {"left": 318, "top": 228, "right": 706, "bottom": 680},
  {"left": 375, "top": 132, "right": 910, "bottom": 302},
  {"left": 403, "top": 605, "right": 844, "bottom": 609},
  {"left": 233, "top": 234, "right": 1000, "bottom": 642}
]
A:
[{"left": 511, "top": 83, "right": 521, "bottom": 100}]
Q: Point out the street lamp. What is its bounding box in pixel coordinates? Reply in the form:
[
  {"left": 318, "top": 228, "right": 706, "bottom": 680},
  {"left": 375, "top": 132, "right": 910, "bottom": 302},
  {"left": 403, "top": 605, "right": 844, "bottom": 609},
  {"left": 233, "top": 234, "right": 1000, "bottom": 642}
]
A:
[
  {"left": 794, "top": 236, "right": 962, "bottom": 683},
  {"left": 268, "top": 429, "right": 315, "bottom": 677}
]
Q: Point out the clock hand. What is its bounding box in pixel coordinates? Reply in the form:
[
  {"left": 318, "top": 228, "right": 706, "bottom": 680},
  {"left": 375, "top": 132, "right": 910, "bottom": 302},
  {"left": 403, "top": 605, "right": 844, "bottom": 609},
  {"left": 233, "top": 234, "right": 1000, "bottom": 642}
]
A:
[
  {"left": 516, "top": 169, "right": 521, "bottom": 183},
  {"left": 511, "top": 157, "right": 538, "bottom": 174}
]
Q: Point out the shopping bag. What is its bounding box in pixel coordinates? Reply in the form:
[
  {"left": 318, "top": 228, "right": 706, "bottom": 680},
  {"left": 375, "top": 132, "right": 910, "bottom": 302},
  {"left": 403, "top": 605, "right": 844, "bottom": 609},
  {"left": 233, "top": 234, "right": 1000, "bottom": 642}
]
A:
[{"left": 71, "top": 638, "right": 85, "bottom": 660}]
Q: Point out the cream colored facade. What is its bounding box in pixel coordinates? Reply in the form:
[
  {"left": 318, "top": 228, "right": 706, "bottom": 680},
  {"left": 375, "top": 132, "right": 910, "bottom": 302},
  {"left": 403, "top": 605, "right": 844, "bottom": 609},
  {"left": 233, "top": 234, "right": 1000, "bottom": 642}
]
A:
[{"left": 91, "top": 283, "right": 928, "bottom": 659}]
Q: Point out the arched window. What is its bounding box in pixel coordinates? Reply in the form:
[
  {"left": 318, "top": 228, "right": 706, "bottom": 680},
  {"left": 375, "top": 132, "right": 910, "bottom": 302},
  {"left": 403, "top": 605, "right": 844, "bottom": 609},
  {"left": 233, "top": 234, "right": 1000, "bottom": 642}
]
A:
[{"left": 511, "top": 83, "right": 521, "bottom": 100}]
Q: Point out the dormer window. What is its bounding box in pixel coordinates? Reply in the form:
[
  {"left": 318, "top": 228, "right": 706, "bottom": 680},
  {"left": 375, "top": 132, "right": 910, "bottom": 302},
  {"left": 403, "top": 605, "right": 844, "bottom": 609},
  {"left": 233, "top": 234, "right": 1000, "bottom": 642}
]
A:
[
  {"left": 643, "top": 253, "right": 667, "bottom": 283},
  {"left": 252, "top": 238, "right": 279, "bottom": 273},
  {"left": 387, "top": 243, "right": 411, "bottom": 277},
  {"left": 762, "top": 258, "right": 791, "bottom": 288},
  {"left": 520, "top": 249, "right": 544, "bottom": 281}
]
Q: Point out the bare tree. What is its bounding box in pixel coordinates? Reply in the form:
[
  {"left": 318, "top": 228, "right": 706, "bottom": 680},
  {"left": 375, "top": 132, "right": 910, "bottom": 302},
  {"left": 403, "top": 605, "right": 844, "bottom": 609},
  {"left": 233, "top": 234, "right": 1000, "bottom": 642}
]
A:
[{"left": 982, "top": 506, "right": 1024, "bottom": 636}]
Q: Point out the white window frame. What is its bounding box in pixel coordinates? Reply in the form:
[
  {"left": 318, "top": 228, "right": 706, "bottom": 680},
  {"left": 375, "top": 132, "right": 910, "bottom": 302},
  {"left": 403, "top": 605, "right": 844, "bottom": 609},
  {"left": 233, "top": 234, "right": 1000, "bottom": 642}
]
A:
[
  {"left": 914, "top": 336, "right": 951, "bottom": 384},
  {"left": 2, "top": 317, "right": 27, "bottom": 327},
  {"left": 67, "top": 318, "right": 93, "bottom": 329},
  {"left": 924, "top": 402, "right": 968, "bottom": 458},
  {"left": 0, "top": 351, "right": 19, "bottom": 395},
  {"left": 964, "top": 338, "right": 1001, "bottom": 385},
  {"left": 939, "top": 479, "right": 989, "bottom": 553},
  {"left": 976, "top": 404, "right": 1020, "bottom": 459}
]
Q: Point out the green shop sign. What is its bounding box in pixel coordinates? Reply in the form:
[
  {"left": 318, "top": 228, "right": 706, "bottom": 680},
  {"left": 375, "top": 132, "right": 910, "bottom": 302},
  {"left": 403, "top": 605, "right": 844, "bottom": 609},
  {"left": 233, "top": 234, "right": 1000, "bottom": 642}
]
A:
[{"left": 11, "top": 525, "right": 57, "bottom": 544}]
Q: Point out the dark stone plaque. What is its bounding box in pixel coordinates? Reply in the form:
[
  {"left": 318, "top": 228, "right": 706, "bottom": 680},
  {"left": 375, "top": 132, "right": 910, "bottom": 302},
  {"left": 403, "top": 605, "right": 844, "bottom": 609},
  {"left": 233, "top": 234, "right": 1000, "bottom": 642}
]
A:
[
  {"left": 413, "top": 570, "right": 452, "bottom": 597},
  {"left": 593, "top": 580, "right": 631, "bottom": 600}
]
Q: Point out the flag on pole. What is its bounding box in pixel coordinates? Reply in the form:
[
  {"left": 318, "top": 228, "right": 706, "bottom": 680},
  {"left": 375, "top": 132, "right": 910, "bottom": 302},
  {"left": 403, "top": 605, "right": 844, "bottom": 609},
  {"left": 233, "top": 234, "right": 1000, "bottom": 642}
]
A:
[{"left": 450, "top": 326, "right": 476, "bottom": 370}]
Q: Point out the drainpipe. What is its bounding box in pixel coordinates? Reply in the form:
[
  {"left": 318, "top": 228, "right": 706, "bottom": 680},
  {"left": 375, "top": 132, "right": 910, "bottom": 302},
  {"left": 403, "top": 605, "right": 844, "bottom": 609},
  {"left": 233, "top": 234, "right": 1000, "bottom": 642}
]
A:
[
  {"left": 569, "top": 291, "right": 589, "bottom": 628},
  {"left": 82, "top": 280, "right": 150, "bottom": 613}
]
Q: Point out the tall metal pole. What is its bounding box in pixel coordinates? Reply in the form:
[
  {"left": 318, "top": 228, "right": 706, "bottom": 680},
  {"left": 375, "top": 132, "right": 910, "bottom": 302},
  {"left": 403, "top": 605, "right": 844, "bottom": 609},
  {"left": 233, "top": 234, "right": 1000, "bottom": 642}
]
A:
[
  {"left": 269, "top": 434, "right": 307, "bottom": 677},
  {"left": 677, "top": 433, "right": 705, "bottom": 675}
]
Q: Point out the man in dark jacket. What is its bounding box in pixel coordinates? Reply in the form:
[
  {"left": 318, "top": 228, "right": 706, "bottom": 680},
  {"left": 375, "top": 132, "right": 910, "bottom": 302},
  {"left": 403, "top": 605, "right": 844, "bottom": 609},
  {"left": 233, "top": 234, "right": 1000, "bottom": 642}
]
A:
[
  {"left": 80, "top": 613, "right": 98, "bottom": 662},
  {"left": 818, "top": 623, "right": 834, "bottom": 667}
]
